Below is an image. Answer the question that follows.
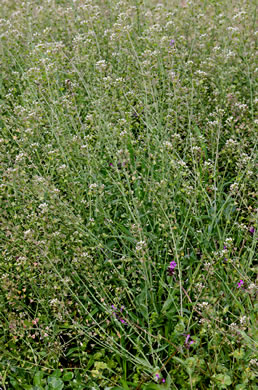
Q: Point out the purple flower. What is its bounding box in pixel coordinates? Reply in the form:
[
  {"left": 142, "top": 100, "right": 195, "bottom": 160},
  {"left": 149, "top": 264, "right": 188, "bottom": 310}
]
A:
[
  {"left": 169, "top": 39, "right": 175, "bottom": 46},
  {"left": 237, "top": 280, "right": 244, "bottom": 288},
  {"left": 185, "top": 334, "right": 194, "bottom": 349},
  {"left": 111, "top": 305, "right": 127, "bottom": 324},
  {"left": 155, "top": 373, "right": 165, "bottom": 384},
  {"left": 249, "top": 226, "right": 255, "bottom": 234},
  {"left": 111, "top": 304, "right": 118, "bottom": 318},
  {"left": 167, "top": 260, "right": 177, "bottom": 276}
]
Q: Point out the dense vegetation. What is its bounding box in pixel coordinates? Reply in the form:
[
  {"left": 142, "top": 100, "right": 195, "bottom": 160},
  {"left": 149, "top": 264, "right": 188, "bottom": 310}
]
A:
[{"left": 0, "top": 0, "right": 257, "bottom": 389}]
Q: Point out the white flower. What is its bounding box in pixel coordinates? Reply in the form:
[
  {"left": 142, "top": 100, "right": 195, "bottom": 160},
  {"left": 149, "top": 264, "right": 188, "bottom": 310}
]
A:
[
  {"left": 164, "top": 141, "right": 172, "bottom": 149},
  {"left": 89, "top": 183, "right": 98, "bottom": 189},
  {"left": 96, "top": 60, "right": 107, "bottom": 71},
  {"left": 39, "top": 203, "right": 48, "bottom": 209},
  {"left": 136, "top": 240, "right": 147, "bottom": 251}
]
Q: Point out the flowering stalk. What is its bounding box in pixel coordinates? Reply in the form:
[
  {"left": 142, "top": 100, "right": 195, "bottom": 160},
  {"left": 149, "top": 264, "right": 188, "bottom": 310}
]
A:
[{"left": 167, "top": 260, "right": 177, "bottom": 276}]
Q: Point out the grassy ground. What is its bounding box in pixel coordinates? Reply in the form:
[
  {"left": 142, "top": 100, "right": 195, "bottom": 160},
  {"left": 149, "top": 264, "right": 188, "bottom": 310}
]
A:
[{"left": 0, "top": 0, "right": 257, "bottom": 389}]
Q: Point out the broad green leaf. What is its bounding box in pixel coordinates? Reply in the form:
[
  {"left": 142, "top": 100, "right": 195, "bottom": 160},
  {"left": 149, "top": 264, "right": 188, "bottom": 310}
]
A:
[
  {"left": 34, "top": 372, "right": 44, "bottom": 386},
  {"left": 213, "top": 374, "right": 232, "bottom": 388},
  {"left": 62, "top": 371, "right": 74, "bottom": 381},
  {"left": 51, "top": 370, "right": 62, "bottom": 378},
  {"left": 47, "top": 377, "right": 64, "bottom": 390}
]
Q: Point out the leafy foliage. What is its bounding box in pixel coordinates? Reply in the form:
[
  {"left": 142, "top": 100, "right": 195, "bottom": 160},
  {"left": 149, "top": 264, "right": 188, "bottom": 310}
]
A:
[{"left": 0, "top": 0, "right": 257, "bottom": 389}]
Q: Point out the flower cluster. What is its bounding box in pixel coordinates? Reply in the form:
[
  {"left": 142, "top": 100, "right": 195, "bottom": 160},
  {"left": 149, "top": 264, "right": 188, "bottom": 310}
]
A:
[
  {"left": 111, "top": 305, "right": 127, "bottom": 325},
  {"left": 237, "top": 280, "right": 244, "bottom": 288},
  {"left": 167, "top": 260, "right": 177, "bottom": 276},
  {"left": 185, "top": 334, "right": 195, "bottom": 349},
  {"left": 155, "top": 373, "right": 166, "bottom": 383}
]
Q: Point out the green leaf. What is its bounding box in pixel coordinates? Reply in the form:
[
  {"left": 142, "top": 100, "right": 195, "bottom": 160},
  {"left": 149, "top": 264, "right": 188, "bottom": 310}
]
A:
[
  {"left": 230, "top": 348, "right": 245, "bottom": 359},
  {"left": 120, "top": 380, "right": 130, "bottom": 390},
  {"left": 164, "top": 307, "right": 177, "bottom": 319},
  {"left": 135, "top": 287, "right": 149, "bottom": 320},
  {"left": 173, "top": 356, "right": 187, "bottom": 368},
  {"left": 94, "top": 361, "right": 108, "bottom": 370},
  {"left": 185, "top": 357, "right": 197, "bottom": 374},
  {"left": 47, "top": 376, "right": 64, "bottom": 390},
  {"left": 51, "top": 370, "right": 62, "bottom": 378},
  {"left": 143, "top": 384, "right": 168, "bottom": 390},
  {"left": 106, "top": 387, "right": 123, "bottom": 390},
  {"left": 9, "top": 377, "right": 21, "bottom": 390},
  {"left": 213, "top": 374, "right": 232, "bottom": 388},
  {"left": 62, "top": 371, "right": 74, "bottom": 381},
  {"left": 162, "top": 293, "right": 173, "bottom": 312},
  {"left": 66, "top": 347, "right": 80, "bottom": 357},
  {"left": 135, "top": 357, "right": 152, "bottom": 369},
  {"left": 235, "top": 384, "right": 247, "bottom": 390},
  {"left": 34, "top": 372, "right": 44, "bottom": 386}
]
